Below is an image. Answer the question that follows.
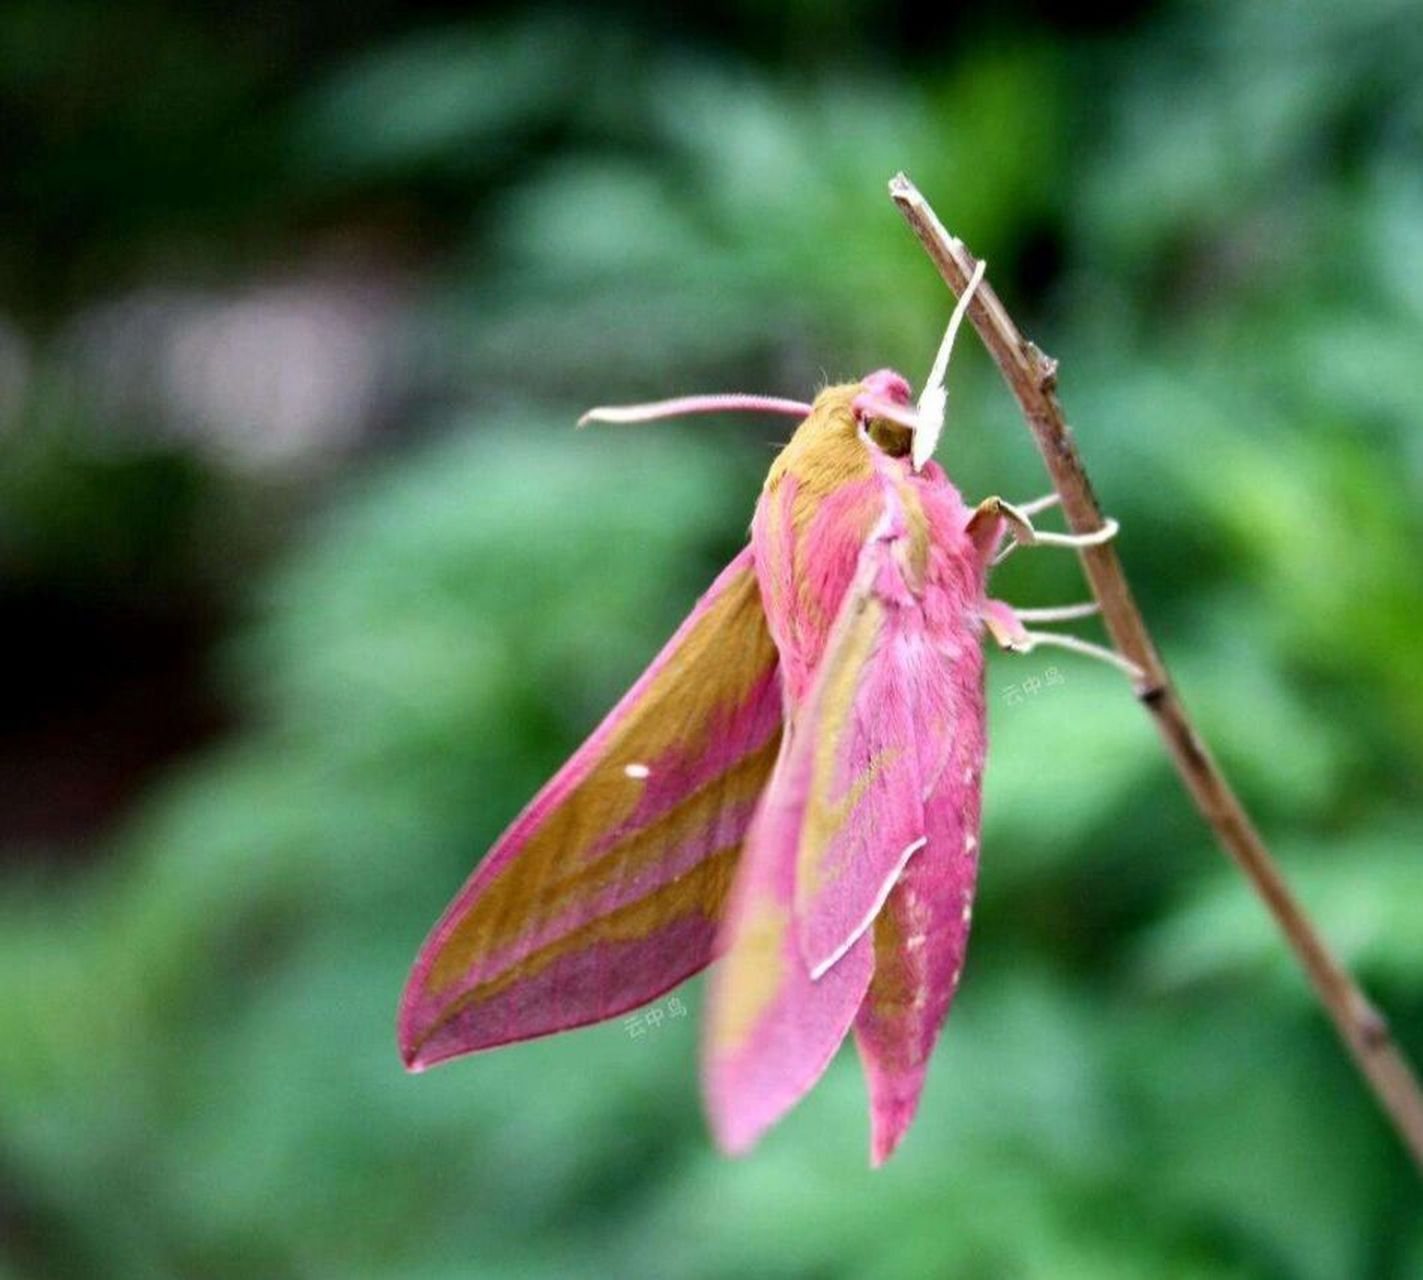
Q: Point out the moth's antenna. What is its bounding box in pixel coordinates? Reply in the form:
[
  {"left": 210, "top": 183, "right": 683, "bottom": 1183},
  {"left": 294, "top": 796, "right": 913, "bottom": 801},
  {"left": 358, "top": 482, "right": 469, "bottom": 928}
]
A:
[
  {"left": 578, "top": 394, "right": 813, "bottom": 427},
  {"left": 912, "top": 256, "right": 987, "bottom": 471}
]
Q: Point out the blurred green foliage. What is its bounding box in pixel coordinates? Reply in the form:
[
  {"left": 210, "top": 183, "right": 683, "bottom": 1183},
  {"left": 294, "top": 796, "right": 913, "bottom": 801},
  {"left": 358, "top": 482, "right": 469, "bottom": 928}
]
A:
[{"left": 3, "top": 2, "right": 1422, "bottom": 1277}]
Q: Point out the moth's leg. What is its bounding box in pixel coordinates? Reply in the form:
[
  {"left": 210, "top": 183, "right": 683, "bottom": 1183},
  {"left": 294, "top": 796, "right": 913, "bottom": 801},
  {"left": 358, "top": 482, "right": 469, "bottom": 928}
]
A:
[
  {"left": 967, "top": 495, "right": 1055, "bottom": 564},
  {"left": 980, "top": 598, "right": 1031, "bottom": 650},
  {"left": 981, "top": 598, "right": 1143, "bottom": 681},
  {"left": 966, "top": 494, "right": 1055, "bottom": 563},
  {"left": 1013, "top": 601, "right": 1100, "bottom": 624},
  {"left": 1010, "top": 629, "right": 1144, "bottom": 680},
  {"left": 966, "top": 492, "right": 1056, "bottom": 544},
  {"left": 973, "top": 495, "right": 1117, "bottom": 567},
  {"left": 1015, "top": 493, "right": 1061, "bottom": 517},
  {"left": 965, "top": 497, "right": 1009, "bottom": 563}
]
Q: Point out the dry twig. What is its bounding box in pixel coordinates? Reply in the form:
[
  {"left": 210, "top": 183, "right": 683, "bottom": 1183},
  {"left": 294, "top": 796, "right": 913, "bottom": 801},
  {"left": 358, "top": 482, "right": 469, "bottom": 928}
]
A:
[{"left": 888, "top": 171, "right": 1423, "bottom": 1172}]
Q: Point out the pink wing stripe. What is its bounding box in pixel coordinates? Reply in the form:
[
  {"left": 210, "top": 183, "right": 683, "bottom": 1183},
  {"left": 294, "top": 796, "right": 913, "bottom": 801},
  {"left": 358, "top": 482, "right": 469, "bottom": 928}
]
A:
[{"left": 702, "top": 744, "right": 874, "bottom": 1155}]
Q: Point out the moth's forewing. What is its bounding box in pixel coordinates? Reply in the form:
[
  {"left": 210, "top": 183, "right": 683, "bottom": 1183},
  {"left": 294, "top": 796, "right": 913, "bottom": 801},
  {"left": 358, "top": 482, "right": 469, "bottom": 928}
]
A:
[{"left": 399, "top": 547, "right": 782, "bottom": 1069}]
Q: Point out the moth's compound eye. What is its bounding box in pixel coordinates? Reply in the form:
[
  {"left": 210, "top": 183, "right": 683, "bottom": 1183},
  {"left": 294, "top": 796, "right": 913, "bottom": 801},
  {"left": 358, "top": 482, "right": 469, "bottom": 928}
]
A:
[{"left": 867, "top": 416, "right": 913, "bottom": 458}]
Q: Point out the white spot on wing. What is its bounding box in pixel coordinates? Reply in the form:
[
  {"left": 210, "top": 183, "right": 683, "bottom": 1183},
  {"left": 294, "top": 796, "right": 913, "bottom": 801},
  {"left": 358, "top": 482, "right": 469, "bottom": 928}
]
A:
[{"left": 624, "top": 763, "right": 651, "bottom": 779}]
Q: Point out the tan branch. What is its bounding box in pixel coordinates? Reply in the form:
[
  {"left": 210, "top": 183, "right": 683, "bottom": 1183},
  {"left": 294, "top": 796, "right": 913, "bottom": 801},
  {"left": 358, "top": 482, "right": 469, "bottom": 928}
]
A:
[{"left": 889, "top": 171, "right": 1423, "bottom": 1172}]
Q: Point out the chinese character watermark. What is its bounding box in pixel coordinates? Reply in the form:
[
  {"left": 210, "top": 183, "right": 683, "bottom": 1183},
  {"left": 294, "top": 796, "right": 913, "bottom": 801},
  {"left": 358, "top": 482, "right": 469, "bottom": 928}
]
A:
[
  {"left": 623, "top": 995, "right": 690, "bottom": 1038},
  {"left": 1001, "top": 665, "right": 1066, "bottom": 705}
]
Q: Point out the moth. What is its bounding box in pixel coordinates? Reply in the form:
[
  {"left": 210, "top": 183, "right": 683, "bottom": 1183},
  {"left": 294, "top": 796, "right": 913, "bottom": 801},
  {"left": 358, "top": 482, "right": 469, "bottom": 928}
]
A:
[{"left": 398, "top": 269, "right": 1122, "bottom": 1164}]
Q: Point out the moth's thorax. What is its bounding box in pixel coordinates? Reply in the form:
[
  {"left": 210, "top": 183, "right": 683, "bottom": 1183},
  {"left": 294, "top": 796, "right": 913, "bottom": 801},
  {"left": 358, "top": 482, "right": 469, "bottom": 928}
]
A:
[
  {"left": 763, "top": 384, "right": 874, "bottom": 501},
  {"left": 752, "top": 382, "right": 983, "bottom": 705}
]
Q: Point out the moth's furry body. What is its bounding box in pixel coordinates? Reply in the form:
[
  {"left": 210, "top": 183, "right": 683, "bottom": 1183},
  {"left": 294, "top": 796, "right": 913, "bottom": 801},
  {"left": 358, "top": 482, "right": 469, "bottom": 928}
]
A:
[{"left": 710, "top": 380, "right": 996, "bottom": 1162}]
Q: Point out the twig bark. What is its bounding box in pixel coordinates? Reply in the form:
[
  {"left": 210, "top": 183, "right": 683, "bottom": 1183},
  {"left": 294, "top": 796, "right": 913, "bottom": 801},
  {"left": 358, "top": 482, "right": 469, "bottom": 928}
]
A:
[{"left": 889, "top": 171, "right": 1423, "bottom": 1172}]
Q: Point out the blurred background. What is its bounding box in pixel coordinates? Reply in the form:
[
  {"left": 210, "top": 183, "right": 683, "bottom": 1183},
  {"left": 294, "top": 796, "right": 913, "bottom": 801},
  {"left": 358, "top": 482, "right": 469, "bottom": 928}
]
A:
[{"left": 3, "top": 1, "right": 1422, "bottom": 1276}]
